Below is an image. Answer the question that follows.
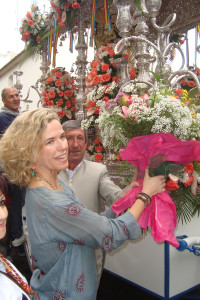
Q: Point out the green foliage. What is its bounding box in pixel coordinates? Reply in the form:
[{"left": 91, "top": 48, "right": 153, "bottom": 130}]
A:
[{"left": 170, "top": 185, "right": 200, "bottom": 224}]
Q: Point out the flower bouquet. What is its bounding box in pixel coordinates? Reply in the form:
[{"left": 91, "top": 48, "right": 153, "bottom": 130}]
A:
[
  {"left": 96, "top": 85, "right": 200, "bottom": 153},
  {"left": 50, "top": 0, "right": 83, "bottom": 31},
  {"left": 111, "top": 133, "right": 200, "bottom": 247},
  {"left": 85, "top": 43, "right": 135, "bottom": 119},
  {"left": 20, "top": 5, "right": 49, "bottom": 58},
  {"left": 42, "top": 67, "right": 76, "bottom": 122}
]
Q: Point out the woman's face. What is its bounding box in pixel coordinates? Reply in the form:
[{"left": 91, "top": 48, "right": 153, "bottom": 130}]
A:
[
  {"left": 0, "top": 192, "right": 8, "bottom": 239},
  {"left": 36, "top": 120, "right": 69, "bottom": 173}
]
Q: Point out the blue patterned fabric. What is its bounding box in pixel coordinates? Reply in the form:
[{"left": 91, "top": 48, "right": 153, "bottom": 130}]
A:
[{"left": 25, "top": 180, "right": 141, "bottom": 300}]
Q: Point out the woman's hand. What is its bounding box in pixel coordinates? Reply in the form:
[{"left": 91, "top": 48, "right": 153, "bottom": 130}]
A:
[{"left": 142, "top": 167, "right": 166, "bottom": 198}]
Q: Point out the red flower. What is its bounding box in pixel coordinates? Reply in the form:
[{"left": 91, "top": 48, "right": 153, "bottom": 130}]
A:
[
  {"left": 55, "top": 79, "right": 62, "bottom": 87},
  {"left": 46, "top": 77, "right": 54, "bottom": 84},
  {"left": 181, "top": 79, "right": 187, "bottom": 86},
  {"left": 187, "top": 81, "right": 195, "bottom": 88},
  {"left": 102, "top": 96, "right": 109, "bottom": 102},
  {"left": 64, "top": 90, "right": 73, "bottom": 97},
  {"left": 42, "top": 90, "right": 47, "bottom": 96},
  {"left": 112, "top": 76, "right": 118, "bottom": 83},
  {"left": 91, "top": 60, "right": 100, "bottom": 69},
  {"left": 56, "top": 8, "right": 62, "bottom": 14},
  {"left": 48, "top": 90, "right": 56, "bottom": 99},
  {"left": 108, "top": 49, "right": 115, "bottom": 57},
  {"left": 94, "top": 138, "right": 101, "bottom": 144},
  {"left": 180, "top": 40, "right": 185, "bottom": 45},
  {"left": 101, "top": 64, "right": 109, "bottom": 72},
  {"left": 64, "top": 80, "right": 70, "bottom": 86},
  {"left": 57, "top": 15, "right": 62, "bottom": 21},
  {"left": 185, "top": 163, "right": 194, "bottom": 174},
  {"left": 58, "top": 111, "right": 66, "bottom": 118},
  {"left": 64, "top": 3, "right": 70, "bottom": 9},
  {"left": 94, "top": 107, "right": 100, "bottom": 114},
  {"left": 174, "top": 89, "right": 184, "bottom": 96},
  {"left": 90, "top": 69, "right": 98, "bottom": 77},
  {"left": 117, "top": 154, "right": 121, "bottom": 161},
  {"left": 50, "top": 1, "right": 56, "bottom": 8},
  {"left": 58, "top": 91, "right": 64, "bottom": 97},
  {"left": 72, "top": 2, "right": 80, "bottom": 9},
  {"left": 183, "top": 176, "right": 194, "bottom": 187},
  {"left": 26, "top": 12, "right": 31, "bottom": 18},
  {"left": 33, "top": 6, "right": 37, "bottom": 11},
  {"left": 55, "top": 71, "right": 62, "bottom": 78},
  {"left": 71, "top": 98, "right": 76, "bottom": 104},
  {"left": 36, "top": 36, "right": 41, "bottom": 42},
  {"left": 27, "top": 19, "right": 34, "bottom": 26},
  {"left": 58, "top": 22, "right": 66, "bottom": 29},
  {"left": 95, "top": 146, "right": 103, "bottom": 152},
  {"left": 166, "top": 180, "right": 179, "bottom": 191},
  {"left": 65, "top": 101, "right": 71, "bottom": 108},
  {"left": 22, "top": 32, "right": 30, "bottom": 41},
  {"left": 93, "top": 75, "right": 101, "bottom": 85},
  {"left": 48, "top": 100, "right": 54, "bottom": 106},
  {"left": 130, "top": 68, "right": 135, "bottom": 80},
  {"left": 122, "top": 54, "right": 129, "bottom": 59},
  {"left": 195, "top": 67, "right": 199, "bottom": 75},
  {"left": 101, "top": 74, "right": 111, "bottom": 82},
  {"left": 95, "top": 153, "right": 103, "bottom": 161},
  {"left": 43, "top": 97, "right": 49, "bottom": 103}
]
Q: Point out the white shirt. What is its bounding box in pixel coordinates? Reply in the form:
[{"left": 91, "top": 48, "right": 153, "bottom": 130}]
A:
[{"left": 0, "top": 257, "right": 30, "bottom": 300}]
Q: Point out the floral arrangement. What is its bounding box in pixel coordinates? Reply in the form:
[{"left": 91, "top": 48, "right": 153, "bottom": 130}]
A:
[
  {"left": 94, "top": 85, "right": 200, "bottom": 153},
  {"left": 20, "top": 5, "right": 49, "bottom": 56},
  {"left": 178, "top": 66, "right": 200, "bottom": 91},
  {"left": 42, "top": 67, "right": 76, "bottom": 122},
  {"left": 85, "top": 43, "right": 135, "bottom": 119},
  {"left": 92, "top": 83, "right": 200, "bottom": 223},
  {"left": 86, "top": 138, "right": 105, "bottom": 162},
  {"left": 50, "top": 0, "right": 83, "bottom": 31}
]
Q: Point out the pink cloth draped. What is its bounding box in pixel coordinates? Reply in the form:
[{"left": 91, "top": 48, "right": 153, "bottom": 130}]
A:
[{"left": 111, "top": 133, "right": 200, "bottom": 248}]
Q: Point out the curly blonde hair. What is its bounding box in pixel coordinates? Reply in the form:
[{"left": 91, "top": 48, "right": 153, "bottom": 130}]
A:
[{"left": 0, "top": 108, "right": 60, "bottom": 187}]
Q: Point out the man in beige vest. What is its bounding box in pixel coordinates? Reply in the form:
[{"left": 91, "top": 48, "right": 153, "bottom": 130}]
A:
[{"left": 59, "top": 120, "right": 124, "bottom": 285}]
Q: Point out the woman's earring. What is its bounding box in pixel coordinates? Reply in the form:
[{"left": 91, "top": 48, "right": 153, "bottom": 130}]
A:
[{"left": 31, "top": 166, "right": 36, "bottom": 177}]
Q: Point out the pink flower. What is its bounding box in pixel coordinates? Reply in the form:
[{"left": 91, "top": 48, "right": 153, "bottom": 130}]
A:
[
  {"left": 118, "top": 106, "right": 129, "bottom": 118},
  {"left": 26, "top": 12, "right": 31, "bottom": 18}
]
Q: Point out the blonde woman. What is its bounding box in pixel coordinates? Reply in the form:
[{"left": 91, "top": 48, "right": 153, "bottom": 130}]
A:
[{"left": 0, "top": 108, "right": 166, "bottom": 299}]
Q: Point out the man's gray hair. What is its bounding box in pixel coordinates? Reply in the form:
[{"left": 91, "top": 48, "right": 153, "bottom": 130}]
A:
[{"left": 62, "top": 120, "right": 88, "bottom": 143}]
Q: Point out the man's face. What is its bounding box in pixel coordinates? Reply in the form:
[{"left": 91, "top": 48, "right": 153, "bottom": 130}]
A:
[
  {"left": 2, "top": 87, "right": 20, "bottom": 112},
  {"left": 65, "top": 128, "right": 87, "bottom": 165}
]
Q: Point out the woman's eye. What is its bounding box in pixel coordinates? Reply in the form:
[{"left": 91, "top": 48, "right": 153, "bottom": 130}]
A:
[{"left": 0, "top": 200, "right": 6, "bottom": 207}]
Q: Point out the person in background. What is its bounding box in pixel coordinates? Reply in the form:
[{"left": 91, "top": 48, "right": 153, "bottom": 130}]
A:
[
  {"left": 0, "top": 173, "right": 38, "bottom": 300},
  {"left": 0, "top": 108, "right": 166, "bottom": 299},
  {"left": 59, "top": 120, "right": 138, "bottom": 284},
  {"left": 0, "top": 87, "right": 26, "bottom": 249}
]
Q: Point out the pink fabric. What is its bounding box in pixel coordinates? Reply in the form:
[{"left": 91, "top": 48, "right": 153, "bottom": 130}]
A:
[{"left": 112, "top": 133, "right": 200, "bottom": 248}]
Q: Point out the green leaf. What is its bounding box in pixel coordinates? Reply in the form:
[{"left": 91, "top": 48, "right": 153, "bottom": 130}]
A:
[{"left": 150, "top": 71, "right": 161, "bottom": 82}]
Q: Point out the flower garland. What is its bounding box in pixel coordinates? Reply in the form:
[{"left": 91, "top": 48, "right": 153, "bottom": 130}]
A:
[
  {"left": 50, "top": 0, "right": 83, "bottom": 31},
  {"left": 42, "top": 67, "right": 76, "bottom": 123},
  {"left": 85, "top": 43, "right": 135, "bottom": 119},
  {"left": 20, "top": 5, "right": 49, "bottom": 55}
]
